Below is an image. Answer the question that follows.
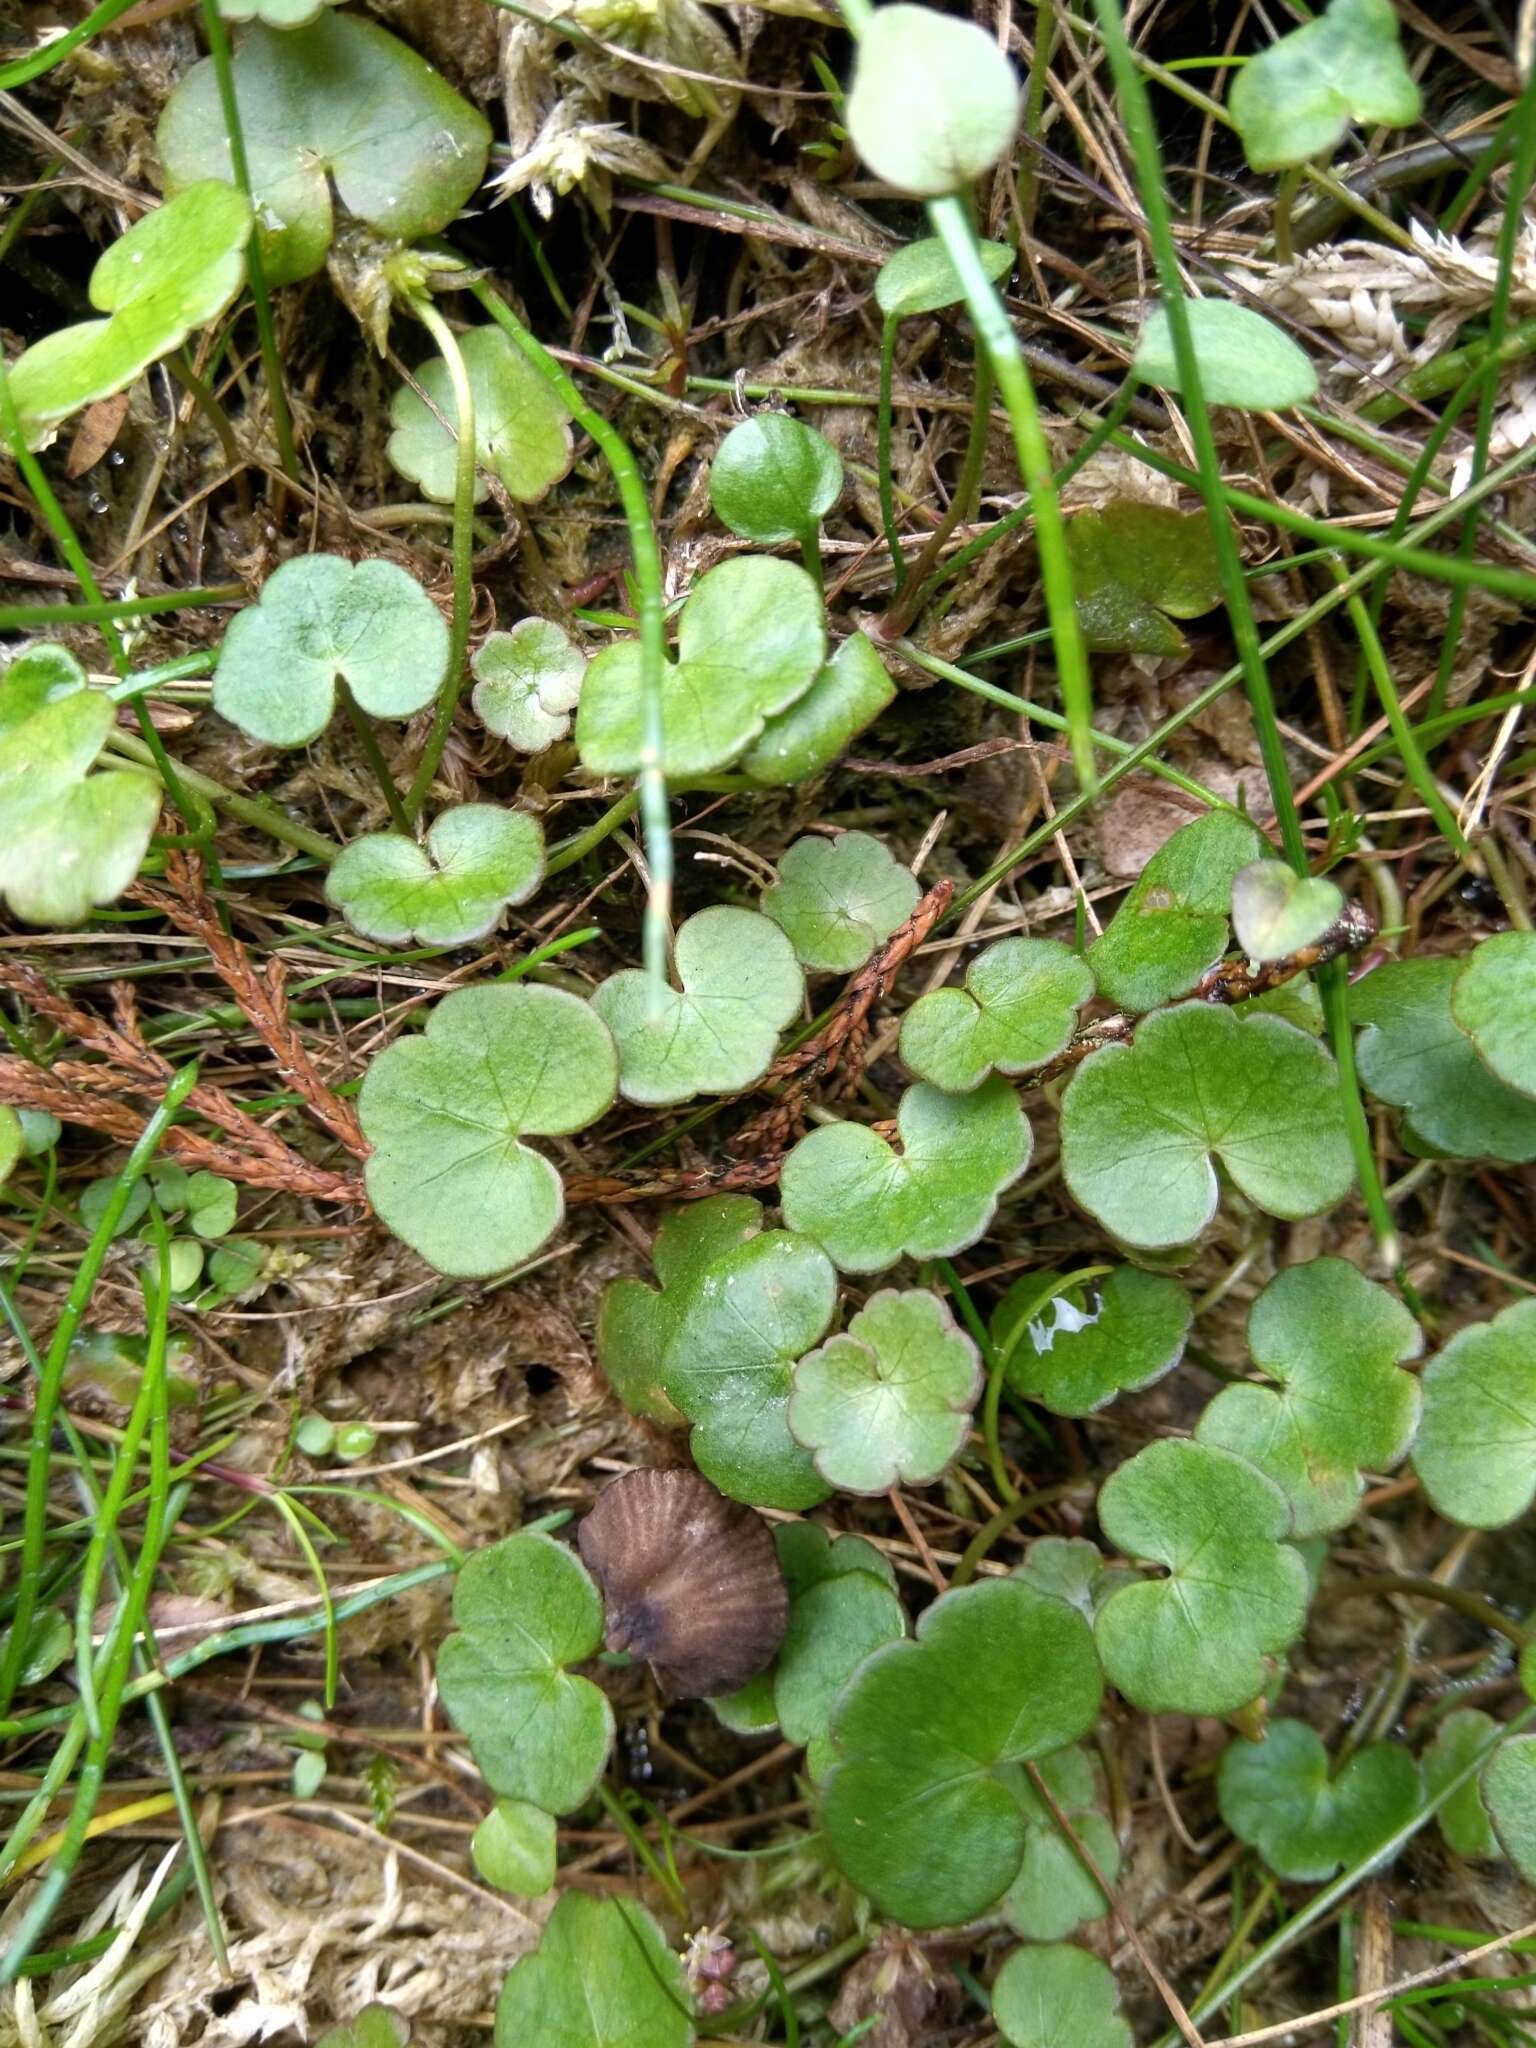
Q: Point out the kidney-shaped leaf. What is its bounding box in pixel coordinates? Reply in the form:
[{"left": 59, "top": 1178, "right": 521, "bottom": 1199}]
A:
[
  {"left": 1219, "top": 1719, "right": 1420, "bottom": 1882},
  {"left": 158, "top": 14, "right": 491, "bottom": 286},
  {"left": 782, "top": 1076, "right": 1030, "bottom": 1274},
  {"left": 220, "top": 0, "right": 343, "bottom": 22},
  {"left": 1424, "top": 1708, "right": 1500, "bottom": 1861},
  {"left": 709, "top": 413, "right": 843, "bottom": 544},
  {"left": 846, "top": 4, "right": 1020, "bottom": 199},
  {"left": 875, "top": 235, "right": 1014, "bottom": 318},
  {"left": 472, "top": 1799, "right": 557, "bottom": 1897},
  {"left": 789, "top": 1288, "right": 981, "bottom": 1494},
  {"left": 0, "top": 647, "right": 161, "bottom": 927},
  {"left": 1134, "top": 299, "right": 1319, "bottom": 412},
  {"left": 1353, "top": 956, "right": 1536, "bottom": 1162},
  {"left": 1067, "top": 502, "right": 1222, "bottom": 657},
  {"left": 494, "top": 1891, "right": 692, "bottom": 2048},
  {"left": 1232, "top": 859, "right": 1344, "bottom": 963},
  {"left": 471, "top": 619, "right": 586, "bottom": 752},
  {"left": 762, "top": 830, "right": 919, "bottom": 975},
  {"left": 1061, "top": 1004, "right": 1354, "bottom": 1249},
  {"left": 1001, "top": 1747, "right": 1120, "bottom": 1943},
  {"left": 995, "top": 1265, "right": 1192, "bottom": 1418},
  {"left": 1197, "top": 1258, "right": 1422, "bottom": 1536},
  {"left": 10, "top": 184, "right": 252, "bottom": 447},
  {"left": 326, "top": 805, "right": 543, "bottom": 947},
  {"left": 359, "top": 985, "right": 616, "bottom": 1278},
  {"left": 1088, "top": 809, "right": 1265, "bottom": 1012},
  {"left": 214, "top": 555, "right": 447, "bottom": 747},
  {"left": 591, "top": 907, "right": 803, "bottom": 1107},
  {"left": 389, "top": 327, "right": 573, "bottom": 506},
  {"left": 1413, "top": 1299, "right": 1536, "bottom": 1529},
  {"left": 992, "top": 1945, "right": 1131, "bottom": 2048},
  {"left": 576, "top": 556, "right": 824, "bottom": 778},
  {"left": 436, "top": 1531, "right": 613, "bottom": 1812},
  {"left": 900, "top": 936, "right": 1093, "bottom": 1092},
  {"left": 818, "top": 1578, "right": 1102, "bottom": 1927},
  {"left": 1451, "top": 932, "right": 1536, "bottom": 1102},
  {"left": 1094, "top": 1439, "right": 1310, "bottom": 1715},
  {"left": 1484, "top": 1737, "right": 1536, "bottom": 1883},
  {"left": 1014, "top": 1536, "right": 1135, "bottom": 1619},
  {"left": 596, "top": 1196, "right": 836, "bottom": 1508},
  {"left": 740, "top": 632, "right": 896, "bottom": 788},
  {"left": 1229, "top": 0, "right": 1422, "bottom": 174}
]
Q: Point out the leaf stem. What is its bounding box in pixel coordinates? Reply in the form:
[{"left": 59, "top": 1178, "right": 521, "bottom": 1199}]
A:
[
  {"left": 881, "top": 350, "right": 994, "bottom": 636},
  {"left": 338, "top": 680, "right": 412, "bottom": 835},
  {"left": 876, "top": 312, "right": 906, "bottom": 588}
]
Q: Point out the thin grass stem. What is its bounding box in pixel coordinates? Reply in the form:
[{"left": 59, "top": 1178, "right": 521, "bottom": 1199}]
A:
[{"left": 877, "top": 313, "right": 906, "bottom": 587}]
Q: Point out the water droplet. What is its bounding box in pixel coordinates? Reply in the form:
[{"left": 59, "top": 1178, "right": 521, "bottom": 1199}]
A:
[{"left": 87, "top": 491, "right": 109, "bottom": 516}]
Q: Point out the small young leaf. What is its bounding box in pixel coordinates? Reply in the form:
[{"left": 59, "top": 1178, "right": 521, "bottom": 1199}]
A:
[
  {"left": 333, "top": 1422, "right": 376, "bottom": 1461},
  {"left": 1014, "top": 1536, "right": 1134, "bottom": 1619},
  {"left": 596, "top": 1197, "right": 836, "bottom": 1508},
  {"left": 781, "top": 1077, "right": 1031, "bottom": 1274},
  {"left": 1451, "top": 931, "right": 1536, "bottom": 1101},
  {"left": 325, "top": 806, "right": 545, "bottom": 947},
  {"left": 818, "top": 1579, "right": 1103, "bottom": 1926},
  {"left": 740, "top": 632, "right": 896, "bottom": 787},
  {"left": 471, "top": 619, "right": 586, "bottom": 752},
  {"left": 471, "top": 1799, "right": 557, "bottom": 1896},
  {"left": 846, "top": 4, "right": 1020, "bottom": 199},
  {"left": 1196, "top": 1258, "right": 1422, "bottom": 1536},
  {"left": 762, "top": 830, "right": 919, "bottom": 974},
  {"left": 388, "top": 327, "right": 573, "bottom": 506},
  {"left": 16, "top": 1111, "right": 61, "bottom": 1157},
  {"left": 994, "top": 1265, "right": 1192, "bottom": 1418},
  {"left": 1134, "top": 299, "right": 1319, "bottom": 411},
  {"left": 1424, "top": 1709, "right": 1500, "bottom": 1861},
  {"left": 158, "top": 14, "right": 491, "bottom": 286},
  {"left": 9, "top": 184, "right": 253, "bottom": 447},
  {"left": 1229, "top": 0, "right": 1422, "bottom": 173},
  {"left": 359, "top": 985, "right": 617, "bottom": 1278},
  {"left": 1088, "top": 809, "right": 1265, "bottom": 1012},
  {"left": 992, "top": 1945, "right": 1131, "bottom": 2048},
  {"left": 0, "top": 1110, "right": 21, "bottom": 1188},
  {"left": 220, "top": 0, "right": 343, "bottom": 23},
  {"left": 576, "top": 556, "right": 825, "bottom": 777},
  {"left": 213, "top": 555, "right": 448, "bottom": 747},
  {"left": 1001, "top": 1748, "right": 1120, "bottom": 1942},
  {"left": 1353, "top": 957, "right": 1536, "bottom": 1161},
  {"left": 1066, "top": 502, "right": 1223, "bottom": 657},
  {"left": 1094, "top": 1439, "right": 1310, "bottom": 1715},
  {"left": 185, "top": 1171, "right": 239, "bottom": 1240},
  {"left": 296, "top": 1413, "right": 337, "bottom": 1457},
  {"left": 875, "top": 235, "right": 1014, "bottom": 318},
  {"left": 899, "top": 936, "right": 1093, "bottom": 1091},
  {"left": 1218, "top": 1720, "right": 1421, "bottom": 1882},
  {"left": 436, "top": 1531, "right": 613, "bottom": 1811},
  {"left": 591, "top": 907, "right": 803, "bottom": 1106},
  {"left": 709, "top": 413, "right": 843, "bottom": 543},
  {"left": 1062, "top": 1004, "right": 1353, "bottom": 1248},
  {"left": 1484, "top": 1738, "right": 1536, "bottom": 1882},
  {"left": 1412, "top": 1299, "right": 1536, "bottom": 1529},
  {"left": 0, "top": 647, "right": 161, "bottom": 928},
  {"left": 315, "top": 2007, "right": 409, "bottom": 2048},
  {"left": 493, "top": 1893, "right": 692, "bottom": 2048},
  {"left": 789, "top": 1288, "right": 982, "bottom": 1494},
  {"left": 1231, "top": 858, "right": 1344, "bottom": 963}
]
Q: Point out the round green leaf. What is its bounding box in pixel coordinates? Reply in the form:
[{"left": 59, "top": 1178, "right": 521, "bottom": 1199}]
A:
[
  {"left": 1424, "top": 1709, "right": 1500, "bottom": 1861},
  {"left": 1001, "top": 1748, "right": 1120, "bottom": 1942},
  {"left": 1088, "top": 810, "right": 1265, "bottom": 1012},
  {"left": 992, "top": 1945, "right": 1131, "bottom": 2048},
  {"left": 158, "top": 14, "right": 491, "bottom": 286},
  {"left": 0, "top": 660, "right": 161, "bottom": 928},
  {"left": 16, "top": 1111, "right": 62, "bottom": 1157},
  {"left": 900, "top": 937, "right": 1093, "bottom": 1091},
  {"left": 1485, "top": 1737, "right": 1536, "bottom": 1882},
  {"left": 1229, "top": 0, "right": 1422, "bottom": 173},
  {"left": 214, "top": 555, "right": 448, "bottom": 747},
  {"left": 995, "top": 1265, "right": 1192, "bottom": 1418},
  {"left": 591, "top": 907, "right": 803, "bottom": 1107},
  {"left": 471, "top": 619, "right": 586, "bottom": 752},
  {"left": 782, "top": 1076, "right": 1031, "bottom": 1275},
  {"left": 818, "top": 1578, "right": 1103, "bottom": 1927},
  {"left": 875, "top": 235, "right": 1014, "bottom": 318},
  {"left": 9, "top": 184, "right": 253, "bottom": 447},
  {"left": 388, "top": 327, "right": 573, "bottom": 507},
  {"left": 326, "top": 806, "right": 545, "bottom": 948},
  {"left": 359, "top": 985, "right": 617, "bottom": 1278},
  {"left": 1231, "top": 859, "right": 1344, "bottom": 963},
  {"left": 1218, "top": 1719, "right": 1421, "bottom": 1882},
  {"left": 789, "top": 1288, "right": 981, "bottom": 1494},
  {"left": 596, "top": 1196, "right": 836, "bottom": 1508},
  {"left": 1061, "top": 1004, "right": 1354, "bottom": 1249},
  {"left": 436, "top": 1531, "right": 613, "bottom": 1811},
  {"left": 471, "top": 1799, "right": 557, "bottom": 1896},
  {"left": 0, "top": 1109, "right": 21, "bottom": 1189},
  {"left": 1094, "top": 1439, "right": 1310, "bottom": 1715},
  {"left": 494, "top": 1892, "right": 691, "bottom": 2048},
  {"left": 333, "top": 1422, "right": 376, "bottom": 1461},
  {"left": 846, "top": 4, "right": 1020, "bottom": 198},
  {"left": 762, "top": 830, "right": 919, "bottom": 975},
  {"left": 185, "top": 1171, "right": 239, "bottom": 1241},
  {"left": 295, "top": 1414, "right": 336, "bottom": 1457},
  {"left": 1067, "top": 502, "right": 1223, "bottom": 658},
  {"left": 1412, "top": 1299, "right": 1536, "bottom": 1529},
  {"left": 220, "top": 0, "right": 343, "bottom": 22},
  {"left": 576, "top": 556, "right": 825, "bottom": 778},
  {"left": 1353, "top": 956, "right": 1536, "bottom": 1161},
  {"left": 740, "top": 631, "right": 896, "bottom": 787},
  {"left": 1196, "top": 1258, "right": 1422, "bottom": 1536},
  {"left": 1133, "top": 299, "right": 1319, "bottom": 412},
  {"left": 1014, "top": 1536, "right": 1134, "bottom": 1619},
  {"left": 1451, "top": 932, "right": 1536, "bottom": 1101},
  {"left": 709, "top": 413, "right": 843, "bottom": 543}
]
